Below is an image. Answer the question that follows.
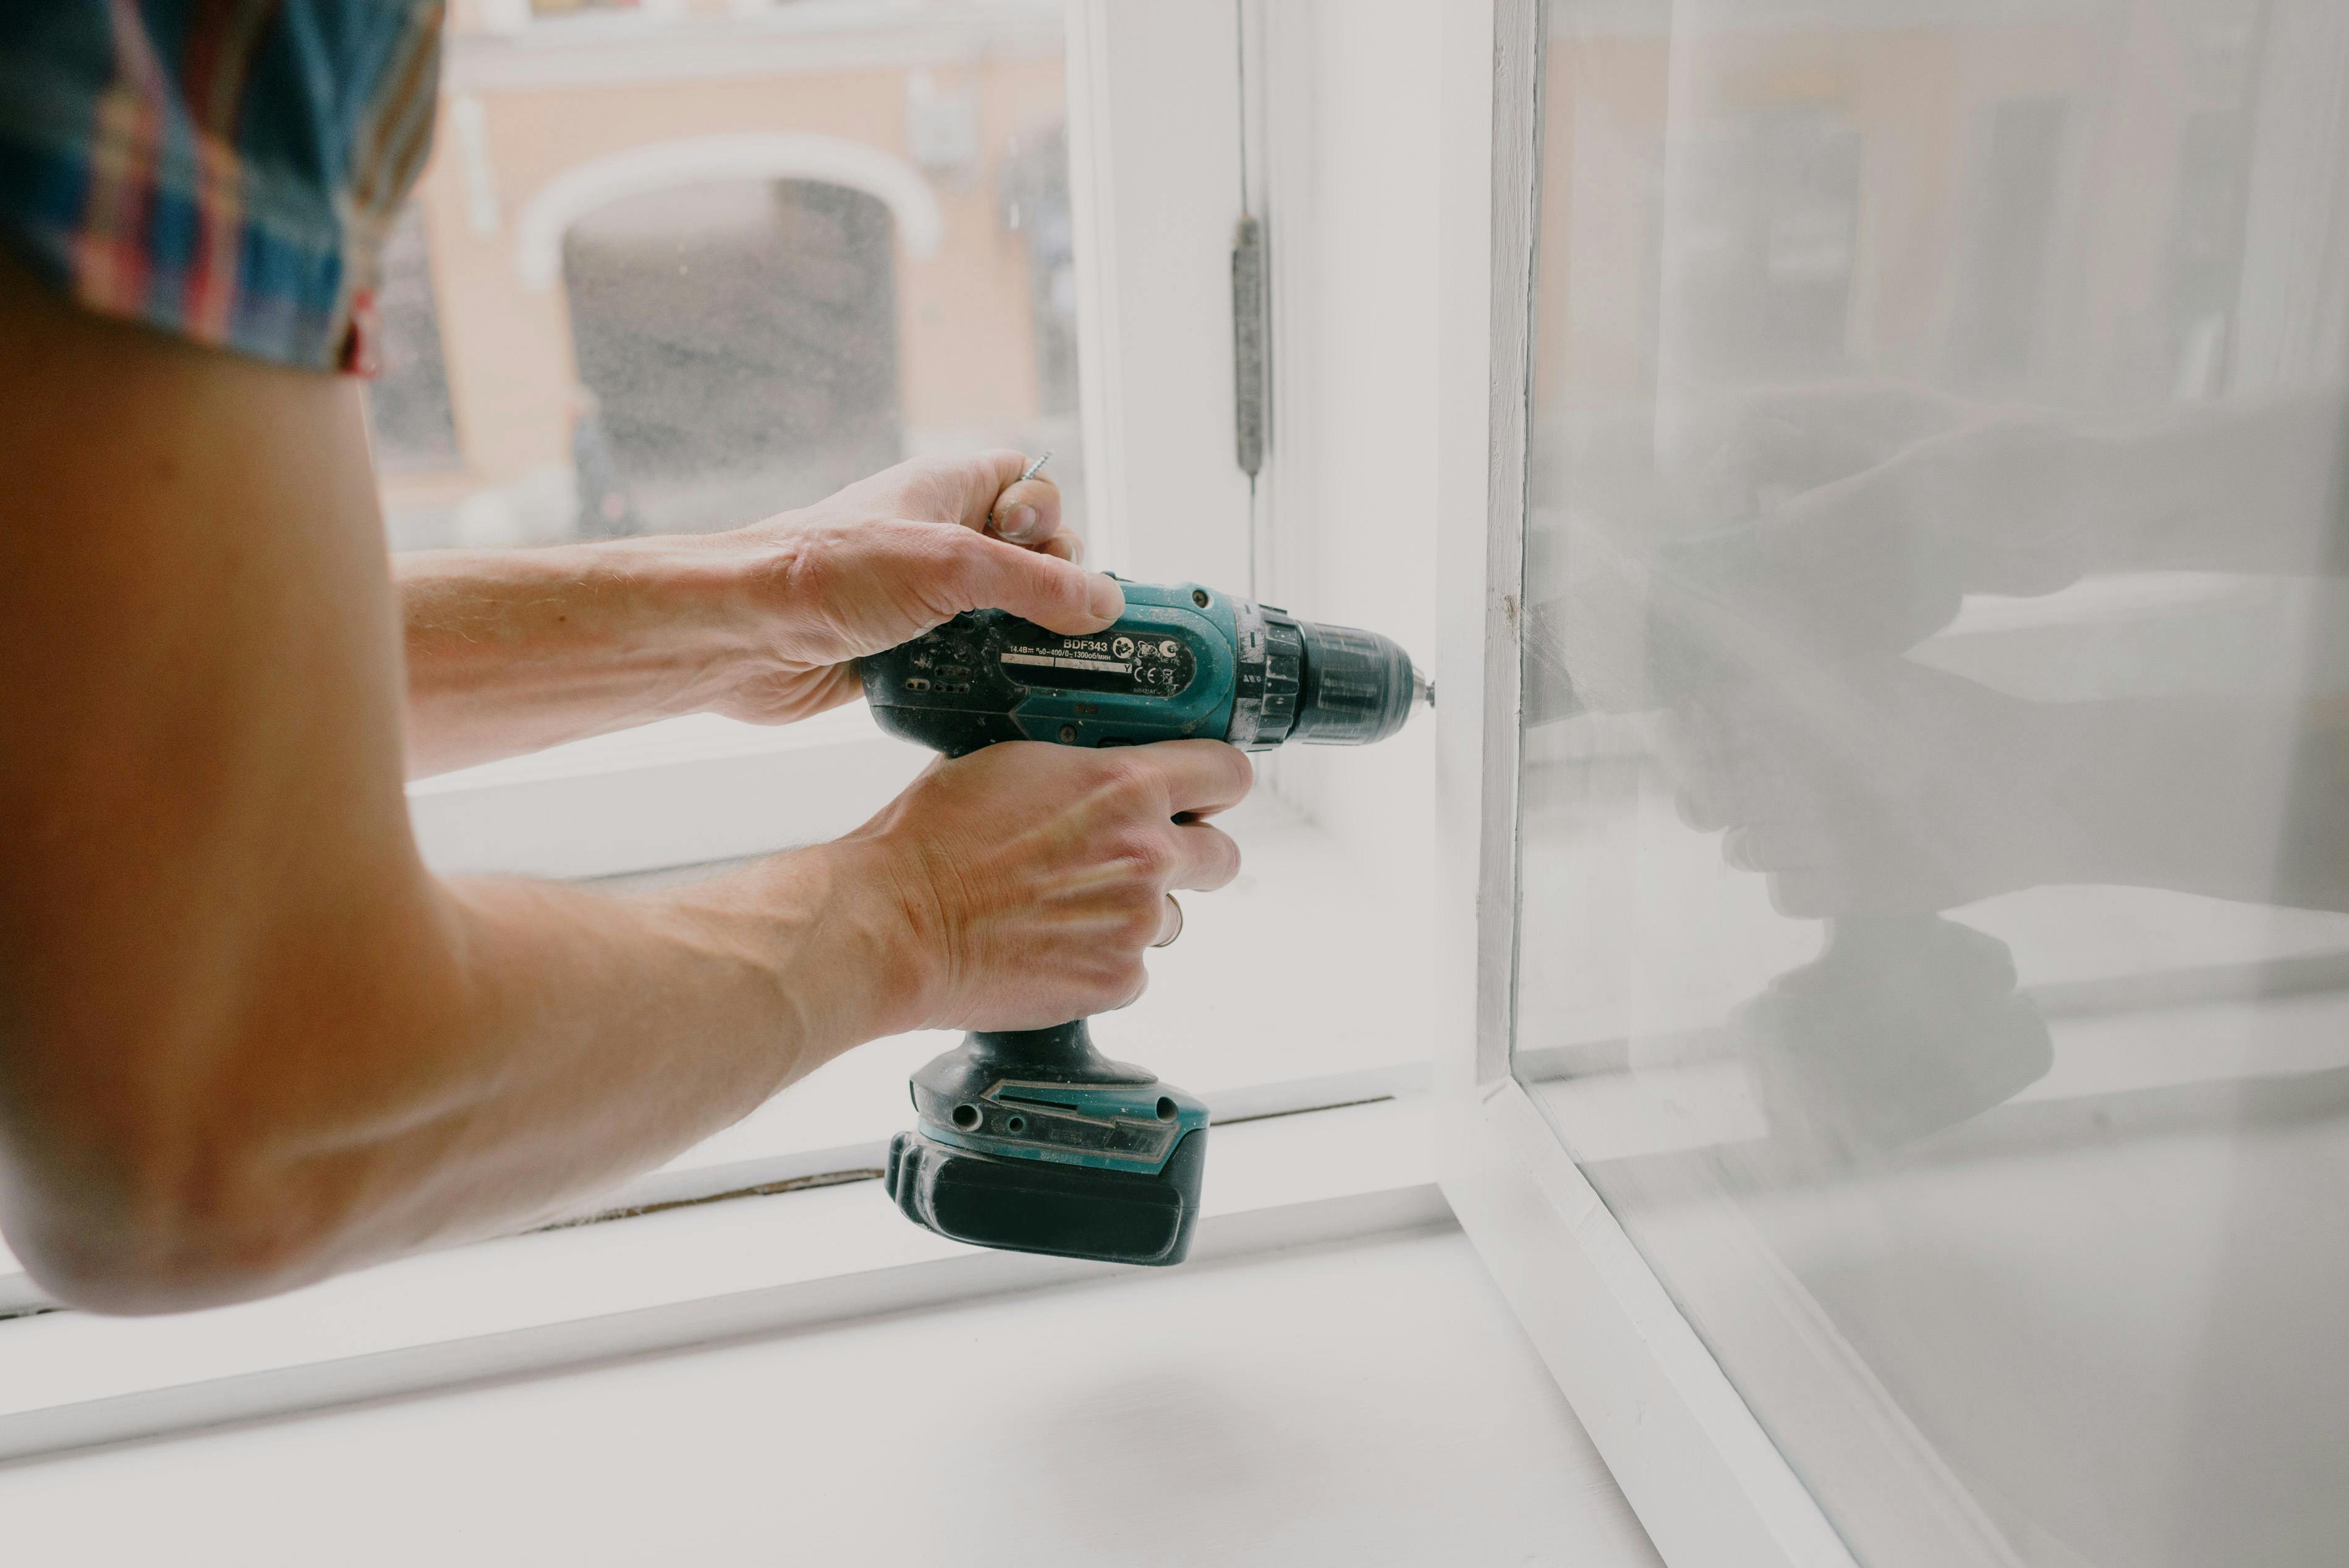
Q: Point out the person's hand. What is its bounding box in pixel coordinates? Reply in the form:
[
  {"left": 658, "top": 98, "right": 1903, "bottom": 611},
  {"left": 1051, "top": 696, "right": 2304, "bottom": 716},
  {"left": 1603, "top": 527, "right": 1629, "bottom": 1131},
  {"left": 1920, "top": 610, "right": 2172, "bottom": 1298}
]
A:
[
  {"left": 1659, "top": 659, "right": 2076, "bottom": 917},
  {"left": 694, "top": 450, "right": 1123, "bottom": 726},
  {"left": 809, "top": 740, "right": 1252, "bottom": 1034},
  {"left": 1652, "top": 387, "right": 2111, "bottom": 658}
]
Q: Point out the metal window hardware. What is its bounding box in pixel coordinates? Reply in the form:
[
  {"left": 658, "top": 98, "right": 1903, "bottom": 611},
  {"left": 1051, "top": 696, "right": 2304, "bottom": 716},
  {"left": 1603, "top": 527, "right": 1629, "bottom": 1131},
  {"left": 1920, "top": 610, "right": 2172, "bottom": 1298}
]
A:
[{"left": 1232, "top": 214, "right": 1268, "bottom": 478}]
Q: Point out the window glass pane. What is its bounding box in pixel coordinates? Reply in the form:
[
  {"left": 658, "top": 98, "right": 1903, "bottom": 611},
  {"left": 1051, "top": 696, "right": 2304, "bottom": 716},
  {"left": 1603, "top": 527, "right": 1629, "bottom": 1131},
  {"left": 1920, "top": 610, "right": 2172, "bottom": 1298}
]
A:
[
  {"left": 367, "top": 0, "right": 1083, "bottom": 552},
  {"left": 1515, "top": 1, "right": 2349, "bottom": 1561}
]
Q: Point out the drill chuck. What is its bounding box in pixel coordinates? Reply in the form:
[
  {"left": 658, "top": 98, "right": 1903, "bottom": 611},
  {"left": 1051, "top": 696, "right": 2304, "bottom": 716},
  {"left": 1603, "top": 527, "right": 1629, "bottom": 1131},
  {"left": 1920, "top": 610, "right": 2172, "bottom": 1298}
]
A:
[{"left": 1225, "top": 601, "right": 1421, "bottom": 749}]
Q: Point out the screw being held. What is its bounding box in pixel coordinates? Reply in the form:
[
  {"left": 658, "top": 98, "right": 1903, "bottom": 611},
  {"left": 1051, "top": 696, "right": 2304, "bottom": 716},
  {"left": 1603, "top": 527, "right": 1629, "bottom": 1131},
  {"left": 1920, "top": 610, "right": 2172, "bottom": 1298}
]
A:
[{"left": 992, "top": 451, "right": 1055, "bottom": 539}]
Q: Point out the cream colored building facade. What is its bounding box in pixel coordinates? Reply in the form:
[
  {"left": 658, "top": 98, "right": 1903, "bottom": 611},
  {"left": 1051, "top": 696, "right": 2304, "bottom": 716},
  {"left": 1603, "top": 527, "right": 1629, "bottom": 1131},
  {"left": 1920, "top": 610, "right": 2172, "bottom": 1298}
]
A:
[{"left": 380, "top": 0, "right": 1073, "bottom": 545}]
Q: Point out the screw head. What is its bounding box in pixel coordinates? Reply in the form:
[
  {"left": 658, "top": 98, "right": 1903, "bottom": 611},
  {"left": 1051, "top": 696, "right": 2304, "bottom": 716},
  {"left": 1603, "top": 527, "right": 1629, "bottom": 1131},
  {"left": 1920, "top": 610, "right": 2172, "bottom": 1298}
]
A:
[
  {"left": 1058, "top": 723, "right": 1079, "bottom": 743},
  {"left": 1192, "top": 588, "right": 1210, "bottom": 608}
]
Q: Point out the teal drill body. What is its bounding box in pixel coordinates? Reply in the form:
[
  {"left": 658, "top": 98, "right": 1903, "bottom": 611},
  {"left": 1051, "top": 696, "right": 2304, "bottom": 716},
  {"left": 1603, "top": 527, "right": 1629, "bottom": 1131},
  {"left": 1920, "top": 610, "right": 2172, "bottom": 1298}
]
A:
[
  {"left": 886, "top": 579, "right": 1242, "bottom": 751},
  {"left": 859, "top": 578, "right": 1423, "bottom": 1267}
]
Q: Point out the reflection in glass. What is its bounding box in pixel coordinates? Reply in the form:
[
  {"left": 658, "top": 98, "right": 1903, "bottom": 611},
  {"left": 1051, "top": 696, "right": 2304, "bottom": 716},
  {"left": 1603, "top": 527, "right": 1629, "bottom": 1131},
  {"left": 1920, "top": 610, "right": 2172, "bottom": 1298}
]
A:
[
  {"left": 1515, "top": 1, "right": 2349, "bottom": 1562},
  {"left": 363, "top": 1, "right": 1081, "bottom": 552}
]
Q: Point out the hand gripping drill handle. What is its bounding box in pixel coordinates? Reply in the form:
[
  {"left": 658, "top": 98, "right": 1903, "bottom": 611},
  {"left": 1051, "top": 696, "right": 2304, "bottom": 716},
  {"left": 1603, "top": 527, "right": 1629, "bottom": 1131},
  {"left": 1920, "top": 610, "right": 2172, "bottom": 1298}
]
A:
[{"left": 859, "top": 580, "right": 1427, "bottom": 1265}]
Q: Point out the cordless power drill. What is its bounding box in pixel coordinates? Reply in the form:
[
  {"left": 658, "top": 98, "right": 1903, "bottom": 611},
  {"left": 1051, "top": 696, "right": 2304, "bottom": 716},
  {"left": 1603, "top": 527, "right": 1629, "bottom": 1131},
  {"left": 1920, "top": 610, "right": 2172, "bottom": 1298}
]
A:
[{"left": 859, "top": 578, "right": 1429, "bottom": 1267}]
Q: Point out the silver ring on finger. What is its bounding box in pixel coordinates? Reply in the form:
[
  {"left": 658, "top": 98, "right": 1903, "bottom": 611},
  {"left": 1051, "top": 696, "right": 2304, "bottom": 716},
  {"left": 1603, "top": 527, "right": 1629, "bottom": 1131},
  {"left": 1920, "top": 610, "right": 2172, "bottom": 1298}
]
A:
[{"left": 1151, "top": 894, "right": 1184, "bottom": 949}]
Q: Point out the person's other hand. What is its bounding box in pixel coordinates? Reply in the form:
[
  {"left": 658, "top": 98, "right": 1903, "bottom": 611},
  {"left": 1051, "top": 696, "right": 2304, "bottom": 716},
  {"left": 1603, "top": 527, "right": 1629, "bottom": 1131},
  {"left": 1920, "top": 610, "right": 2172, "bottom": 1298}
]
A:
[
  {"left": 1659, "top": 659, "right": 2076, "bottom": 917},
  {"left": 1654, "top": 388, "right": 2109, "bottom": 658},
  {"left": 698, "top": 451, "right": 1121, "bottom": 726},
  {"left": 805, "top": 740, "right": 1253, "bottom": 1034}
]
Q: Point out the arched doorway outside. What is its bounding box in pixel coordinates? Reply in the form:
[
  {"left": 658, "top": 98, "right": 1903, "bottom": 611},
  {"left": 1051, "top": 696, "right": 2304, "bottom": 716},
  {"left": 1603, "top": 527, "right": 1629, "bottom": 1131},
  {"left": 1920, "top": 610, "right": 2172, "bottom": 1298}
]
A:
[{"left": 559, "top": 176, "right": 903, "bottom": 535}]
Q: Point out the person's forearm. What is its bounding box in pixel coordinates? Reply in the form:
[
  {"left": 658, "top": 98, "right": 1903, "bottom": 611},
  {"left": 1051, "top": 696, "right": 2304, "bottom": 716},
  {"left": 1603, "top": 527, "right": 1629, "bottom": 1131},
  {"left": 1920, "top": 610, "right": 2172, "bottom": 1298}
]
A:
[
  {"left": 0, "top": 260, "right": 917, "bottom": 1310},
  {"left": 398, "top": 538, "right": 767, "bottom": 777},
  {"left": 7, "top": 834, "right": 922, "bottom": 1313},
  {"left": 2084, "top": 388, "right": 2346, "bottom": 575},
  {"left": 349, "top": 844, "right": 919, "bottom": 1265}
]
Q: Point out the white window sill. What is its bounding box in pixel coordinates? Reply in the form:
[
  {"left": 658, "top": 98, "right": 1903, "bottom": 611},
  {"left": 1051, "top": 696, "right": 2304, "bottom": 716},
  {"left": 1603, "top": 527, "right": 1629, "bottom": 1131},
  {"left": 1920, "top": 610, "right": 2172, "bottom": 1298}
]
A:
[
  {"left": 0, "top": 1095, "right": 1442, "bottom": 1466},
  {"left": 409, "top": 708, "right": 922, "bottom": 879}
]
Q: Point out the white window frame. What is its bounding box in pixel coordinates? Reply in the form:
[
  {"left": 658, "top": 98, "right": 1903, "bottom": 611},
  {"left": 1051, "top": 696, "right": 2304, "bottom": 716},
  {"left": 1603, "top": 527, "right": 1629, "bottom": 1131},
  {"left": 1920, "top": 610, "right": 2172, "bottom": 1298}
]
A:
[
  {"left": 1428, "top": 6, "right": 1859, "bottom": 1566},
  {"left": 0, "top": 0, "right": 1460, "bottom": 1462}
]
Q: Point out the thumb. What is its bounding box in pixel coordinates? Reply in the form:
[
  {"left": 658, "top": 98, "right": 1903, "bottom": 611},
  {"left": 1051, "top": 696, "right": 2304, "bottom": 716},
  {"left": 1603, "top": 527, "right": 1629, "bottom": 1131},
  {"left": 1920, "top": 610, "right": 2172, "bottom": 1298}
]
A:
[{"left": 952, "top": 532, "right": 1125, "bottom": 634}]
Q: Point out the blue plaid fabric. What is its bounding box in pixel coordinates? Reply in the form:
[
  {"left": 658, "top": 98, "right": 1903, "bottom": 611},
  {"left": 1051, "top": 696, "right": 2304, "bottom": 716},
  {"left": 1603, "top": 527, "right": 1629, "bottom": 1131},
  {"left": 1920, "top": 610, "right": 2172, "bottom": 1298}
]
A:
[{"left": 0, "top": 1, "right": 444, "bottom": 372}]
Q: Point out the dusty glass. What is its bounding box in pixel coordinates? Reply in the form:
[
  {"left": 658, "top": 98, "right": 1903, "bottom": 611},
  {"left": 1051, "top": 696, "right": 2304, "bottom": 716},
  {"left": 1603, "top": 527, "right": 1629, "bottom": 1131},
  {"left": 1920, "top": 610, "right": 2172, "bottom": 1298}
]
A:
[
  {"left": 363, "top": 0, "right": 1083, "bottom": 550},
  {"left": 1514, "top": 1, "right": 2349, "bottom": 1561}
]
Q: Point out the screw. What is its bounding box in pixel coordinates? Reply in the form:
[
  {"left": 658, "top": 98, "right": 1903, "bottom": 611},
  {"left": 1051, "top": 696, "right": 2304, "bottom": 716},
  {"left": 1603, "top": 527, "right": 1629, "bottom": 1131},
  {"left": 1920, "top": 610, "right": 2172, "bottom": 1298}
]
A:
[{"left": 1192, "top": 589, "right": 1210, "bottom": 608}]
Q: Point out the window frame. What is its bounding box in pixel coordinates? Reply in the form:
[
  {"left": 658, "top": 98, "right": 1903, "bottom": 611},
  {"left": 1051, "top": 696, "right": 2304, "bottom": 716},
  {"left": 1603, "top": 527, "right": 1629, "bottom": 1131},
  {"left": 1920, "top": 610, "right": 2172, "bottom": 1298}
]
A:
[{"left": 1429, "top": 6, "right": 1860, "bottom": 1566}]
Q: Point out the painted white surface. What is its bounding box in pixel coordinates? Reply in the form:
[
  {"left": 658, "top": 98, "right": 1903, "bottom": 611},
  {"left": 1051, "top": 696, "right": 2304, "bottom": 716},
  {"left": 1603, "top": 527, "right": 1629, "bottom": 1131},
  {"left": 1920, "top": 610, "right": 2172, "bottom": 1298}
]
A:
[
  {"left": 408, "top": 708, "right": 924, "bottom": 880},
  {"left": 0, "top": 1099, "right": 1440, "bottom": 1451},
  {"left": 0, "top": 1229, "right": 1662, "bottom": 1568},
  {"left": 1248, "top": 0, "right": 1448, "bottom": 915},
  {"left": 1064, "top": 0, "right": 1253, "bottom": 590},
  {"left": 1429, "top": 3, "right": 1858, "bottom": 1563}
]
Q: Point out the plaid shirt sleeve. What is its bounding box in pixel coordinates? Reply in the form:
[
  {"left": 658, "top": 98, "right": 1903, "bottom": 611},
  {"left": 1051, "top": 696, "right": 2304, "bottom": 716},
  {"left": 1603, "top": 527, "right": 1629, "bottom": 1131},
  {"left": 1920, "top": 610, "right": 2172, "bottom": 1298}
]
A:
[{"left": 0, "top": 1, "right": 444, "bottom": 374}]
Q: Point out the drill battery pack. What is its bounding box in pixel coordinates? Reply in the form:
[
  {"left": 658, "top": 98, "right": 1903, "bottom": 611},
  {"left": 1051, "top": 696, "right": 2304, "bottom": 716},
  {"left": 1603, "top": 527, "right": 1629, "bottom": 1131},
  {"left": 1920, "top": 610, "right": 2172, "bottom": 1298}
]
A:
[{"left": 883, "top": 1126, "right": 1207, "bottom": 1268}]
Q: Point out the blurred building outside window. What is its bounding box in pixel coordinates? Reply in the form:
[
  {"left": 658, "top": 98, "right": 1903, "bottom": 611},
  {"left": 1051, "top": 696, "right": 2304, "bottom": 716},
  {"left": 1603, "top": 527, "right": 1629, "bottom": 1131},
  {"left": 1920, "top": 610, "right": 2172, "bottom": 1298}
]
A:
[{"left": 366, "top": 0, "right": 1081, "bottom": 556}]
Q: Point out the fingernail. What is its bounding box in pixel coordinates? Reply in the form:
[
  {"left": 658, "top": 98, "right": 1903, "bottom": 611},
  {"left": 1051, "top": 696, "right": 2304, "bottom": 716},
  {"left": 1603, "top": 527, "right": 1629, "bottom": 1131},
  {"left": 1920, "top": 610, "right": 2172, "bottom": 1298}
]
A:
[
  {"left": 998, "top": 502, "right": 1039, "bottom": 541},
  {"left": 1086, "top": 574, "right": 1126, "bottom": 622}
]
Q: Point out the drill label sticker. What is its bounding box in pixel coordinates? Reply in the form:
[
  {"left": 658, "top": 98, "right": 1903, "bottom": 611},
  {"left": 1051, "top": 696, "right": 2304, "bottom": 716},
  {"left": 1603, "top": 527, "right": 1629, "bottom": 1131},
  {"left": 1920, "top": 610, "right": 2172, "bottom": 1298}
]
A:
[
  {"left": 1001, "top": 651, "right": 1131, "bottom": 674},
  {"left": 998, "top": 634, "right": 1196, "bottom": 698}
]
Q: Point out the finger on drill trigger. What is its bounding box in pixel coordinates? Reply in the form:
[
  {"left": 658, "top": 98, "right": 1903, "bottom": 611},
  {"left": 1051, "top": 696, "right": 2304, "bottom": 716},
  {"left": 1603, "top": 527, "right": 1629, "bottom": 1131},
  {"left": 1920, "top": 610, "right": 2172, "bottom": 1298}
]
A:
[{"left": 1134, "top": 739, "right": 1254, "bottom": 820}]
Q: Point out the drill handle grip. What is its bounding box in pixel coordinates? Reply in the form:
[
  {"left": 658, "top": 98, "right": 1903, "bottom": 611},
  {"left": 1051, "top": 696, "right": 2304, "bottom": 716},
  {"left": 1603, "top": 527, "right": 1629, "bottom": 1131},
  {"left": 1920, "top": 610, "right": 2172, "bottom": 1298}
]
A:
[{"left": 955, "top": 1019, "right": 1159, "bottom": 1087}]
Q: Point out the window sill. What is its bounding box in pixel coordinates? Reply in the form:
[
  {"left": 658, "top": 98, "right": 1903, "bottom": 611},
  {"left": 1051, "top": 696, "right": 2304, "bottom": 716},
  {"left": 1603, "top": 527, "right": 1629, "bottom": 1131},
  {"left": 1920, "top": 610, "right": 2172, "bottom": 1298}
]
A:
[
  {"left": 0, "top": 1096, "right": 1442, "bottom": 1467},
  {"left": 408, "top": 708, "right": 922, "bottom": 879}
]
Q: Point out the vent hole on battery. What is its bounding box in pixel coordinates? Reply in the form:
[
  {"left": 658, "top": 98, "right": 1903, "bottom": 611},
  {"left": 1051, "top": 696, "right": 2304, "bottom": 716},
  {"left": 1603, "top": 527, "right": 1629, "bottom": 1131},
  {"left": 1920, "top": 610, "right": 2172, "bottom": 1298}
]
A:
[
  {"left": 1156, "top": 1096, "right": 1178, "bottom": 1121},
  {"left": 1005, "top": 1114, "right": 1028, "bottom": 1134},
  {"left": 951, "top": 1103, "right": 982, "bottom": 1130}
]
